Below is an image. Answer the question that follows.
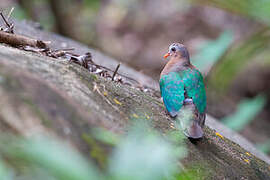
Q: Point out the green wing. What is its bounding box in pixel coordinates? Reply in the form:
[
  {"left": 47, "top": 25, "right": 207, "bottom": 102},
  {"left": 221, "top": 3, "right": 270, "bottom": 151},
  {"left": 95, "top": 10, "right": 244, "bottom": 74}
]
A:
[
  {"left": 160, "top": 69, "right": 206, "bottom": 117},
  {"left": 160, "top": 72, "right": 185, "bottom": 117},
  {"left": 181, "top": 68, "right": 206, "bottom": 114}
]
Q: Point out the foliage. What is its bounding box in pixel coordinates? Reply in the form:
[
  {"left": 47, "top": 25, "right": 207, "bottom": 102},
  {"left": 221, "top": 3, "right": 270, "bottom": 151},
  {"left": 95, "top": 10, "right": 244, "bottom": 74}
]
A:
[
  {"left": 0, "top": 159, "right": 11, "bottom": 180},
  {"left": 91, "top": 128, "right": 121, "bottom": 146},
  {"left": 0, "top": 135, "right": 102, "bottom": 180},
  {"left": 0, "top": 120, "right": 191, "bottom": 180},
  {"left": 191, "top": 0, "right": 270, "bottom": 26},
  {"left": 10, "top": 5, "right": 28, "bottom": 20},
  {"left": 257, "top": 140, "right": 270, "bottom": 154},
  {"left": 192, "top": 31, "right": 233, "bottom": 73},
  {"left": 221, "top": 95, "right": 266, "bottom": 131},
  {"left": 83, "top": 0, "right": 100, "bottom": 11},
  {"left": 108, "top": 122, "right": 186, "bottom": 180},
  {"left": 192, "top": 0, "right": 270, "bottom": 93},
  {"left": 208, "top": 29, "right": 270, "bottom": 92}
]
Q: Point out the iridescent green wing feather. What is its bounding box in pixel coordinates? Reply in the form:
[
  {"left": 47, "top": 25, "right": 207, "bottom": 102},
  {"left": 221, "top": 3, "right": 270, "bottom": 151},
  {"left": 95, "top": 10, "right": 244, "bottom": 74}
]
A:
[
  {"left": 160, "top": 72, "right": 185, "bottom": 117},
  {"left": 181, "top": 68, "right": 206, "bottom": 114}
]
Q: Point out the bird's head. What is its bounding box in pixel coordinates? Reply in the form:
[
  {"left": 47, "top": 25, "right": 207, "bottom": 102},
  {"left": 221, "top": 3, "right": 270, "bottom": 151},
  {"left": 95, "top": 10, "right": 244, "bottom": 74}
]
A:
[{"left": 163, "top": 43, "right": 190, "bottom": 60}]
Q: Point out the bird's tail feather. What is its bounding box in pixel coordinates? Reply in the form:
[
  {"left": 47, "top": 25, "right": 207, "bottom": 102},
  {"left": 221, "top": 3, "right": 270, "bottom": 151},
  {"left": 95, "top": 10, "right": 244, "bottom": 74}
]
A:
[
  {"left": 174, "top": 104, "right": 204, "bottom": 139},
  {"left": 184, "top": 121, "right": 203, "bottom": 139}
]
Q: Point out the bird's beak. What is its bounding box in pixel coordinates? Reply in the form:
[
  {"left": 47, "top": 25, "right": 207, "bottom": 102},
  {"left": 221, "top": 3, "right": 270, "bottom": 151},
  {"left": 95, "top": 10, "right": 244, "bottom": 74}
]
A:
[{"left": 164, "top": 52, "right": 170, "bottom": 59}]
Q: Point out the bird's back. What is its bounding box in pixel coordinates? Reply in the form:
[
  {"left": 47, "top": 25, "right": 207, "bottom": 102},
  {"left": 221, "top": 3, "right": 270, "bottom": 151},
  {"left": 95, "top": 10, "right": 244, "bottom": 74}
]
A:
[
  {"left": 160, "top": 43, "right": 206, "bottom": 139},
  {"left": 160, "top": 67, "right": 206, "bottom": 138}
]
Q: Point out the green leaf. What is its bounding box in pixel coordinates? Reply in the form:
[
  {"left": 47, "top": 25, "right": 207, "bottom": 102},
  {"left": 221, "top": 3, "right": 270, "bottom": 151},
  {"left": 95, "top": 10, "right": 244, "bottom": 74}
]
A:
[
  {"left": 222, "top": 95, "right": 266, "bottom": 131},
  {"left": 11, "top": 5, "right": 29, "bottom": 20},
  {"left": 191, "top": 0, "right": 270, "bottom": 26},
  {"left": 92, "top": 128, "right": 121, "bottom": 146},
  {"left": 256, "top": 140, "right": 270, "bottom": 154},
  {"left": 4, "top": 136, "right": 103, "bottom": 180},
  {"left": 0, "top": 159, "right": 11, "bottom": 180},
  {"left": 192, "top": 31, "right": 233, "bottom": 73},
  {"left": 83, "top": 0, "right": 100, "bottom": 11},
  {"left": 108, "top": 121, "right": 186, "bottom": 180},
  {"left": 208, "top": 28, "right": 270, "bottom": 92},
  {"left": 174, "top": 168, "right": 205, "bottom": 180}
]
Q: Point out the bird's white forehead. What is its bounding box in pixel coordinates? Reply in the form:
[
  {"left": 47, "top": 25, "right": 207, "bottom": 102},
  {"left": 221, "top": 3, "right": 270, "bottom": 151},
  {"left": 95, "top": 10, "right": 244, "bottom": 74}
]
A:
[{"left": 169, "top": 43, "right": 185, "bottom": 51}]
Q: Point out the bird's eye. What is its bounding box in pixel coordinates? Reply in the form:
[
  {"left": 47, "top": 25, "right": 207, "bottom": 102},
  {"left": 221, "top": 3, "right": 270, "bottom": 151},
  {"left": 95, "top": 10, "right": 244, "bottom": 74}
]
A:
[{"left": 171, "top": 47, "right": 176, "bottom": 52}]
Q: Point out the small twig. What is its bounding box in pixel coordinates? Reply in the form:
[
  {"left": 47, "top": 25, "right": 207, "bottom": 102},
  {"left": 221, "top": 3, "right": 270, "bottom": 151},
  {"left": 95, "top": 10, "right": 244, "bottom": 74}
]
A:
[
  {"left": 87, "top": 62, "right": 139, "bottom": 84},
  {"left": 7, "top": 7, "right": 14, "bottom": 20},
  {"left": 0, "top": 11, "right": 14, "bottom": 33},
  {"left": 93, "top": 82, "right": 120, "bottom": 112},
  {"left": 68, "top": 52, "right": 92, "bottom": 68},
  {"left": 0, "top": 30, "right": 49, "bottom": 48},
  {"left": 0, "top": 12, "right": 11, "bottom": 29},
  {"left": 112, "top": 63, "right": 121, "bottom": 81},
  {"left": 54, "top": 48, "right": 75, "bottom": 52}
]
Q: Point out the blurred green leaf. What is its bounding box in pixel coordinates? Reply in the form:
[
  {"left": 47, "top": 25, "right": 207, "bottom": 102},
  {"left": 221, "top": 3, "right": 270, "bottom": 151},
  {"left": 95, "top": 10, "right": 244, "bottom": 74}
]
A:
[
  {"left": 11, "top": 5, "right": 29, "bottom": 20},
  {"left": 192, "top": 31, "right": 233, "bottom": 73},
  {"left": 0, "top": 123, "right": 194, "bottom": 180},
  {"left": 0, "top": 159, "right": 11, "bottom": 180},
  {"left": 167, "top": 130, "right": 185, "bottom": 144},
  {"left": 174, "top": 168, "right": 204, "bottom": 180},
  {"left": 0, "top": 121, "right": 193, "bottom": 180},
  {"left": 208, "top": 28, "right": 270, "bottom": 92},
  {"left": 191, "top": 0, "right": 270, "bottom": 93},
  {"left": 92, "top": 128, "right": 121, "bottom": 146},
  {"left": 191, "top": 0, "right": 270, "bottom": 26},
  {"left": 3, "top": 136, "right": 103, "bottom": 180},
  {"left": 222, "top": 95, "right": 266, "bottom": 131},
  {"left": 83, "top": 0, "right": 100, "bottom": 11},
  {"left": 256, "top": 140, "right": 270, "bottom": 154},
  {"left": 108, "top": 121, "right": 186, "bottom": 180}
]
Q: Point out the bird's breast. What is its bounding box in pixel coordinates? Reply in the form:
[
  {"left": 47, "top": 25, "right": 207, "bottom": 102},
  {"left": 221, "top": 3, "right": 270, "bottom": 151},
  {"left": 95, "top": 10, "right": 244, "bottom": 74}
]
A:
[{"left": 161, "top": 59, "right": 192, "bottom": 77}]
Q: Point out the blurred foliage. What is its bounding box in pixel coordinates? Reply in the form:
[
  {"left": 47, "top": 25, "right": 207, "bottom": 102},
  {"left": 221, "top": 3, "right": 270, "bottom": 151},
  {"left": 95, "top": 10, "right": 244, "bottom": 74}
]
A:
[
  {"left": 257, "top": 140, "right": 270, "bottom": 154},
  {"left": 192, "top": 30, "right": 233, "bottom": 73},
  {"left": 208, "top": 29, "right": 270, "bottom": 92},
  {"left": 191, "top": 0, "right": 270, "bottom": 93},
  {"left": 108, "top": 122, "right": 186, "bottom": 180},
  {"left": 0, "top": 136, "right": 102, "bottom": 180},
  {"left": 92, "top": 127, "right": 121, "bottom": 146},
  {"left": 191, "top": 0, "right": 270, "bottom": 26},
  {"left": 221, "top": 95, "right": 266, "bottom": 131},
  {"left": 0, "top": 159, "right": 11, "bottom": 180},
  {"left": 83, "top": 0, "right": 100, "bottom": 11},
  {"left": 0, "top": 120, "right": 195, "bottom": 180},
  {"left": 10, "top": 5, "right": 28, "bottom": 20}
]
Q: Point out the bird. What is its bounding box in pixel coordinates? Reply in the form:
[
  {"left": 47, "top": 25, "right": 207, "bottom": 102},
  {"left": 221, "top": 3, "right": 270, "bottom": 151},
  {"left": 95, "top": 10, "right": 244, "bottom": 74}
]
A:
[{"left": 160, "top": 43, "right": 206, "bottom": 139}]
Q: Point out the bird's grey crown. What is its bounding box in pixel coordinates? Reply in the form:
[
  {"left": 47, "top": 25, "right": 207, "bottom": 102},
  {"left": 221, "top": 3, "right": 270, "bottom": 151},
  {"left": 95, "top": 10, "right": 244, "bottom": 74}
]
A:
[{"left": 169, "top": 43, "right": 190, "bottom": 60}]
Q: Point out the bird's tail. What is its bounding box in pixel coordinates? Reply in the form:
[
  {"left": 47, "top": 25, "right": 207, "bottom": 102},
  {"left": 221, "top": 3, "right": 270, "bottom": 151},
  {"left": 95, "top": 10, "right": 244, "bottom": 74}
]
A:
[
  {"left": 184, "top": 120, "right": 204, "bottom": 139},
  {"left": 175, "top": 103, "right": 205, "bottom": 139}
]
